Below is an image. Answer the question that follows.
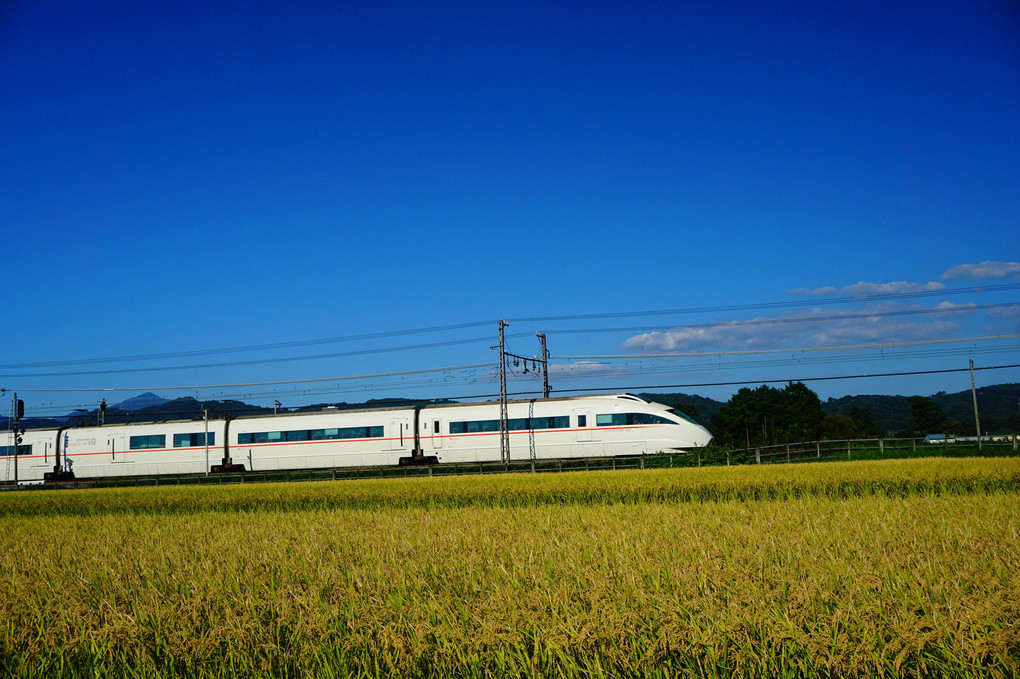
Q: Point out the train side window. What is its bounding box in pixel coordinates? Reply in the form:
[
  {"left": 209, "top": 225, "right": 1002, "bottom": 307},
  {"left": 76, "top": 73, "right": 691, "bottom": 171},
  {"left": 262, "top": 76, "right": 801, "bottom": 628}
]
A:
[
  {"left": 434, "top": 420, "right": 440, "bottom": 433},
  {"left": 596, "top": 414, "right": 626, "bottom": 426},
  {"left": 130, "top": 434, "right": 166, "bottom": 450},
  {"left": 578, "top": 415, "right": 586, "bottom": 427},
  {"left": 173, "top": 433, "right": 215, "bottom": 447}
]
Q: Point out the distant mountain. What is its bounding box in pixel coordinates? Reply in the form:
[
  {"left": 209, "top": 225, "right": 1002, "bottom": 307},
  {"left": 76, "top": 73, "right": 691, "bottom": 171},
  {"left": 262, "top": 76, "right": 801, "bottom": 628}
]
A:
[
  {"left": 823, "top": 383, "right": 1020, "bottom": 434},
  {"left": 822, "top": 394, "right": 913, "bottom": 433},
  {"left": 116, "top": 392, "right": 169, "bottom": 412}
]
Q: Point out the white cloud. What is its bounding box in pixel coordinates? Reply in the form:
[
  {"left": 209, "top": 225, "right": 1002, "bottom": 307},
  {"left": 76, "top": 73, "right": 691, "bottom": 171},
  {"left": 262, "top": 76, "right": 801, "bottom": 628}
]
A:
[
  {"left": 620, "top": 305, "right": 970, "bottom": 353},
  {"left": 935, "top": 301, "right": 977, "bottom": 310},
  {"left": 940, "top": 261, "right": 1020, "bottom": 280},
  {"left": 786, "top": 281, "right": 944, "bottom": 296},
  {"left": 547, "top": 361, "right": 612, "bottom": 375},
  {"left": 785, "top": 286, "right": 837, "bottom": 295},
  {"left": 840, "top": 281, "right": 945, "bottom": 295},
  {"left": 987, "top": 304, "right": 1020, "bottom": 320}
]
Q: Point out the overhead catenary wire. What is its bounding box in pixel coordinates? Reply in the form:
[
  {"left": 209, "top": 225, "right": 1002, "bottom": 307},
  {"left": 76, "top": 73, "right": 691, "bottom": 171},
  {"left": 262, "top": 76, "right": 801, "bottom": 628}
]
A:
[
  {"left": 423, "top": 363, "right": 1020, "bottom": 401},
  {"left": 10, "top": 337, "right": 1018, "bottom": 417},
  {"left": 3, "top": 303, "right": 1013, "bottom": 381},
  {"left": 4, "top": 292, "right": 1018, "bottom": 415},
  {"left": 507, "top": 283, "right": 1020, "bottom": 323},
  {"left": 2, "top": 283, "right": 1016, "bottom": 370},
  {"left": 546, "top": 302, "right": 1017, "bottom": 335},
  {"left": 6, "top": 334, "right": 1017, "bottom": 408},
  {"left": 549, "top": 363, "right": 1020, "bottom": 395},
  {"left": 11, "top": 362, "right": 1020, "bottom": 421},
  {"left": 0, "top": 335, "right": 529, "bottom": 379},
  {"left": 5, "top": 362, "right": 498, "bottom": 393},
  {"left": 556, "top": 334, "right": 1020, "bottom": 359}
]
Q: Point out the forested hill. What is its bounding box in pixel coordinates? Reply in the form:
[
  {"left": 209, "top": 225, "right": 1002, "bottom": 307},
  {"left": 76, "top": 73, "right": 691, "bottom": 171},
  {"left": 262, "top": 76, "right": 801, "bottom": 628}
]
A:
[
  {"left": 644, "top": 384, "right": 1020, "bottom": 436},
  {"left": 822, "top": 383, "right": 1020, "bottom": 434}
]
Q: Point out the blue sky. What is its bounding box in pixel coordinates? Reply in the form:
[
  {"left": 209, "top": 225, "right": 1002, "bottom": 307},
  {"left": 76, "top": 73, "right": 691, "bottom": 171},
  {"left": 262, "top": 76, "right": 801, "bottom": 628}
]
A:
[{"left": 2, "top": 0, "right": 1018, "bottom": 417}]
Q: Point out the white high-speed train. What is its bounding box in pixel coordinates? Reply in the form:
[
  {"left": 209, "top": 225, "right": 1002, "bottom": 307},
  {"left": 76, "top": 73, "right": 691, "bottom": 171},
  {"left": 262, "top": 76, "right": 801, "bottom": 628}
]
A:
[{"left": 2, "top": 394, "right": 712, "bottom": 483}]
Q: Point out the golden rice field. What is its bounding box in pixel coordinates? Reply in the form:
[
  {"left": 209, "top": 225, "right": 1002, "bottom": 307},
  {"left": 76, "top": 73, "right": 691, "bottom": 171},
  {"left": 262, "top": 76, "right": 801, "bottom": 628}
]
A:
[{"left": 1, "top": 458, "right": 1018, "bottom": 678}]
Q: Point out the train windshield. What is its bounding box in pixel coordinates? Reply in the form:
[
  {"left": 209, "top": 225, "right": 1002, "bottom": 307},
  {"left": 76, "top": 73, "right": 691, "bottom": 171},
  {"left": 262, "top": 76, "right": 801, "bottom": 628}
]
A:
[{"left": 667, "top": 408, "right": 702, "bottom": 425}]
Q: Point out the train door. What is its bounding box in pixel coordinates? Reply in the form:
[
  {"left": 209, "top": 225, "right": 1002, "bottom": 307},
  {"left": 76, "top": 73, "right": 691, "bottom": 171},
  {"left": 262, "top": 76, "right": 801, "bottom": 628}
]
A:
[
  {"left": 431, "top": 419, "right": 443, "bottom": 448},
  {"left": 387, "top": 418, "right": 410, "bottom": 452},
  {"left": 574, "top": 409, "right": 594, "bottom": 442},
  {"left": 32, "top": 439, "right": 52, "bottom": 467},
  {"left": 108, "top": 434, "right": 126, "bottom": 462}
]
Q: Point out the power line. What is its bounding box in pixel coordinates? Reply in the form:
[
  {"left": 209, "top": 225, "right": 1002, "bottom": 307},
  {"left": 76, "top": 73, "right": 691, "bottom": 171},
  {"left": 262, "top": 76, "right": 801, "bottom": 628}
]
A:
[
  {"left": 3, "top": 283, "right": 1016, "bottom": 370},
  {"left": 6, "top": 302, "right": 1011, "bottom": 382},
  {"left": 0, "top": 319, "right": 499, "bottom": 370},
  {"left": 554, "top": 363, "right": 1020, "bottom": 393},
  {"left": 556, "top": 334, "right": 1020, "bottom": 359},
  {"left": 508, "top": 283, "right": 1020, "bottom": 323},
  {"left": 8, "top": 334, "right": 1017, "bottom": 407},
  {"left": 434, "top": 363, "right": 1020, "bottom": 400},
  {"left": 15, "top": 335, "right": 1018, "bottom": 414},
  {"left": 0, "top": 334, "right": 529, "bottom": 379},
  {"left": 5, "top": 362, "right": 498, "bottom": 393},
  {"left": 547, "top": 302, "right": 1016, "bottom": 335},
  {"left": 541, "top": 343, "right": 1020, "bottom": 384}
]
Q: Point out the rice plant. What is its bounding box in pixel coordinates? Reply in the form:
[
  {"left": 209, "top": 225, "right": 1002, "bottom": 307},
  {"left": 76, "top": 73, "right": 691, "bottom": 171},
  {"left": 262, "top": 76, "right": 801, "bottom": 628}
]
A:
[{"left": 0, "top": 458, "right": 1017, "bottom": 677}]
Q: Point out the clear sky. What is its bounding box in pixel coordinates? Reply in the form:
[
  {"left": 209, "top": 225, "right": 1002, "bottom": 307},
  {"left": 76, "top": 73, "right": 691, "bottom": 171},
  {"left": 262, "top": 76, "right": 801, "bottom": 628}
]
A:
[{"left": 2, "top": 0, "right": 1018, "bottom": 418}]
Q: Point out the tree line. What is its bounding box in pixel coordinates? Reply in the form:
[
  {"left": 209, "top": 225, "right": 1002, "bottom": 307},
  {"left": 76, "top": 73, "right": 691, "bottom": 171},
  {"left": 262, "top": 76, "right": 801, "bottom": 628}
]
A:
[{"left": 670, "top": 382, "right": 1018, "bottom": 449}]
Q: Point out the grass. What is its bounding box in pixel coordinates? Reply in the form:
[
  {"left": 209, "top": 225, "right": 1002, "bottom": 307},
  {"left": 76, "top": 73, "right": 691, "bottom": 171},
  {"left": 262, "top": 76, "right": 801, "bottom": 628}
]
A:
[
  {"left": 0, "top": 457, "right": 1018, "bottom": 677},
  {"left": 1, "top": 457, "right": 1018, "bottom": 517}
]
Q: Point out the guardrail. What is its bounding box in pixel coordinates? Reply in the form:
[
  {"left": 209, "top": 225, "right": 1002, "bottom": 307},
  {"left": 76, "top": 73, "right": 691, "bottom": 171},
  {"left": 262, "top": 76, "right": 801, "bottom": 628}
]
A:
[
  {"left": 719, "top": 435, "right": 1019, "bottom": 466},
  {"left": 3, "top": 436, "right": 1018, "bottom": 490}
]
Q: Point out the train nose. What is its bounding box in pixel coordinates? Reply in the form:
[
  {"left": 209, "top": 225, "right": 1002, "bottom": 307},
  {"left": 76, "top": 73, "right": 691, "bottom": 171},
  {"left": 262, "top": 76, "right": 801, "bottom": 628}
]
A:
[{"left": 690, "top": 424, "right": 714, "bottom": 448}]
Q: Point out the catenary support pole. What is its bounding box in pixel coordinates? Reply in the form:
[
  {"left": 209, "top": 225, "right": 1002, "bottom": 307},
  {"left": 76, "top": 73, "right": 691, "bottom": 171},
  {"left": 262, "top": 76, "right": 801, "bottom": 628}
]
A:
[
  {"left": 497, "top": 321, "right": 509, "bottom": 465},
  {"left": 970, "top": 359, "right": 982, "bottom": 449},
  {"left": 12, "top": 392, "right": 18, "bottom": 486},
  {"left": 204, "top": 409, "right": 210, "bottom": 476},
  {"left": 537, "top": 332, "right": 550, "bottom": 398}
]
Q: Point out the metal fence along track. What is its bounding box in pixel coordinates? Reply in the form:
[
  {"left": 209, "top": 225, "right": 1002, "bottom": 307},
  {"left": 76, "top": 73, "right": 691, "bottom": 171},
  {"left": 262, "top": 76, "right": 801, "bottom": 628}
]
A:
[{"left": 3, "top": 436, "right": 1018, "bottom": 491}]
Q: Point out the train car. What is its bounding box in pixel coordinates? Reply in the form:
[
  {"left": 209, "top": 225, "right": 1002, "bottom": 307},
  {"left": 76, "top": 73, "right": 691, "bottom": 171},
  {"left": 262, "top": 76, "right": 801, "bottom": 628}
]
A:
[
  {"left": 2, "top": 428, "right": 57, "bottom": 483},
  {"left": 418, "top": 394, "right": 710, "bottom": 463},
  {"left": 1, "top": 394, "right": 712, "bottom": 483},
  {"left": 229, "top": 404, "right": 414, "bottom": 472},
  {"left": 2, "top": 419, "right": 229, "bottom": 483}
]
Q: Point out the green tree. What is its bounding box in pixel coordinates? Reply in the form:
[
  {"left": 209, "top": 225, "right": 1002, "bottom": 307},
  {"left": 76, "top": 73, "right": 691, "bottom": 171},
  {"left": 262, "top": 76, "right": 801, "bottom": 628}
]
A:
[
  {"left": 848, "top": 406, "right": 883, "bottom": 437},
  {"left": 821, "top": 413, "right": 857, "bottom": 440},
  {"left": 908, "top": 396, "right": 945, "bottom": 435},
  {"left": 775, "top": 382, "right": 823, "bottom": 442},
  {"left": 709, "top": 382, "right": 823, "bottom": 447}
]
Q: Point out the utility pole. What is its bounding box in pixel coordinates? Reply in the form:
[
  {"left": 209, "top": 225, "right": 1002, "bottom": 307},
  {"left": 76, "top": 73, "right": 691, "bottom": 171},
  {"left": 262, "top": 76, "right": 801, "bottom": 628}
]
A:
[
  {"left": 11, "top": 393, "right": 23, "bottom": 486},
  {"left": 204, "top": 409, "right": 210, "bottom": 476},
  {"left": 497, "top": 320, "right": 509, "bottom": 465},
  {"left": 970, "top": 359, "right": 982, "bottom": 449},
  {"left": 537, "top": 332, "right": 550, "bottom": 398}
]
